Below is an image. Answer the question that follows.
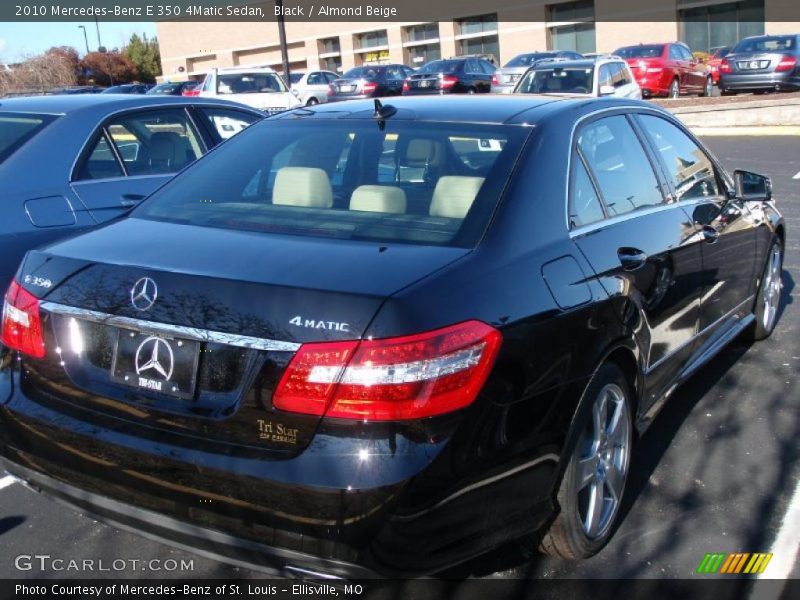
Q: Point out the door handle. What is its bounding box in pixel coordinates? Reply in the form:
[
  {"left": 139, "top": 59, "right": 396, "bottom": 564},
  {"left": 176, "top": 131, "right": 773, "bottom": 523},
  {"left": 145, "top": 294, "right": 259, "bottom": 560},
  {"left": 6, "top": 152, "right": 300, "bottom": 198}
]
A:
[
  {"left": 121, "top": 193, "right": 146, "bottom": 207},
  {"left": 617, "top": 247, "right": 648, "bottom": 271},
  {"left": 701, "top": 225, "right": 720, "bottom": 243}
]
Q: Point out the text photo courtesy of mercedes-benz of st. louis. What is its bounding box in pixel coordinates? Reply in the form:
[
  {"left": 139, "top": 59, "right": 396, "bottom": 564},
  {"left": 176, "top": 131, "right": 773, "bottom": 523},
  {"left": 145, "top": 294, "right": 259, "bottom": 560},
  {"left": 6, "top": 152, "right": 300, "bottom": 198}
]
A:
[{"left": 0, "top": 95, "right": 785, "bottom": 578}]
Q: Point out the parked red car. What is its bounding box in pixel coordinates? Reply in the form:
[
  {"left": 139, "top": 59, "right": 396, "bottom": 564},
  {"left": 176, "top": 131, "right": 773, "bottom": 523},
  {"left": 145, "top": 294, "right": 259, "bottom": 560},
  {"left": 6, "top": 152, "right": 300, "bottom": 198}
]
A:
[
  {"left": 614, "top": 42, "right": 712, "bottom": 98},
  {"left": 707, "top": 46, "right": 732, "bottom": 85}
]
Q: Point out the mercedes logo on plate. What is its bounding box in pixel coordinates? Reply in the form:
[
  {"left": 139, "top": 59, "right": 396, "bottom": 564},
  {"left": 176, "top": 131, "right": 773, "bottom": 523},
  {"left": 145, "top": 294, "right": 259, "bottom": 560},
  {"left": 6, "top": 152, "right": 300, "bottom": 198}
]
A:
[
  {"left": 135, "top": 336, "right": 174, "bottom": 381},
  {"left": 130, "top": 277, "right": 158, "bottom": 311}
]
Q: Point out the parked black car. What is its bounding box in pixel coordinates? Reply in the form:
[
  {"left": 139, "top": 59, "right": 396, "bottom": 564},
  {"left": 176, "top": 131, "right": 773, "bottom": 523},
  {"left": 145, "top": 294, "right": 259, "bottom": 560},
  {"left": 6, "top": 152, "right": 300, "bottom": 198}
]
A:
[
  {"left": 719, "top": 33, "right": 800, "bottom": 94},
  {"left": 0, "top": 96, "right": 784, "bottom": 577},
  {"left": 403, "top": 57, "right": 496, "bottom": 95},
  {"left": 147, "top": 81, "right": 199, "bottom": 96},
  {"left": 327, "top": 64, "right": 414, "bottom": 102},
  {"left": 0, "top": 95, "right": 263, "bottom": 294},
  {"left": 100, "top": 84, "right": 152, "bottom": 94}
]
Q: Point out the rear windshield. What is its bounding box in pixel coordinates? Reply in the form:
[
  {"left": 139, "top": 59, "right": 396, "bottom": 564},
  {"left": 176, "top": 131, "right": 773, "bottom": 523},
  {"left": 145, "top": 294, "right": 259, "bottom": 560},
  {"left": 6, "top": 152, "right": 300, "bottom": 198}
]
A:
[
  {"left": 517, "top": 67, "right": 594, "bottom": 94},
  {"left": 504, "top": 53, "right": 555, "bottom": 67},
  {"left": 149, "top": 83, "right": 180, "bottom": 94},
  {"left": 710, "top": 47, "right": 730, "bottom": 58},
  {"left": 342, "top": 67, "right": 382, "bottom": 79},
  {"left": 134, "top": 119, "right": 529, "bottom": 248},
  {"left": 417, "top": 60, "right": 461, "bottom": 74},
  {"left": 289, "top": 73, "right": 304, "bottom": 84},
  {"left": 0, "top": 112, "right": 56, "bottom": 164},
  {"left": 614, "top": 45, "right": 664, "bottom": 58},
  {"left": 217, "top": 72, "right": 287, "bottom": 94},
  {"left": 733, "top": 36, "right": 796, "bottom": 53}
]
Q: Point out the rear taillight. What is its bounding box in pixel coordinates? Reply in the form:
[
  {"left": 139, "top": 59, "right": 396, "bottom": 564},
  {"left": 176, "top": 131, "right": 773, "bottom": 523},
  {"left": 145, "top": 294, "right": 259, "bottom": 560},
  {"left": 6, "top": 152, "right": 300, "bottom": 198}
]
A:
[
  {"left": 720, "top": 59, "right": 732, "bottom": 73},
  {"left": 362, "top": 81, "right": 378, "bottom": 94},
  {"left": 402, "top": 80, "right": 410, "bottom": 92},
  {"left": 182, "top": 88, "right": 201, "bottom": 97},
  {"left": 440, "top": 75, "right": 458, "bottom": 90},
  {"left": 491, "top": 73, "right": 499, "bottom": 85},
  {"left": 327, "top": 84, "right": 334, "bottom": 96},
  {"left": 1, "top": 279, "right": 45, "bottom": 358},
  {"left": 776, "top": 55, "right": 797, "bottom": 72},
  {"left": 273, "top": 320, "right": 502, "bottom": 421}
]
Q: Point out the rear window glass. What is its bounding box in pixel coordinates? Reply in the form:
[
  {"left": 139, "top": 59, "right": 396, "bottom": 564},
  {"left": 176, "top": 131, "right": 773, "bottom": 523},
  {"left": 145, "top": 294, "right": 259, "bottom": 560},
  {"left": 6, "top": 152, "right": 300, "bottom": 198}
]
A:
[
  {"left": 342, "top": 67, "right": 382, "bottom": 79},
  {"left": 0, "top": 112, "right": 56, "bottom": 164},
  {"left": 217, "top": 72, "right": 287, "bottom": 94},
  {"left": 614, "top": 45, "right": 664, "bottom": 59},
  {"left": 149, "top": 83, "right": 180, "bottom": 94},
  {"left": 134, "top": 120, "right": 529, "bottom": 248},
  {"left": 733, "top": 36, "right": 796, "bottom": 53},
  {"left": 417, "top": 60, "right": 461, "bottom": 74},
  {"left": 505, "top": 53, "right": 555, "bottom": 67},
  {"left": 517, "top": 67, "right": 594, "bottom": 94}
]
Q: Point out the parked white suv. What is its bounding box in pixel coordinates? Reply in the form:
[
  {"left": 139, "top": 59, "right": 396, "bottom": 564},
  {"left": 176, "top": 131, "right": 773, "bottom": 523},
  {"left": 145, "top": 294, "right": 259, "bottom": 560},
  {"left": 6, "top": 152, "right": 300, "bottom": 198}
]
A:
[
  {"left": 196, "top": 66, "right": 301, "bottom": 114},
  {"left": 514, "top": 56, "right": 641, "bottom": 99},
  {"left": 288, "top": 70, "right": 340, "bottom": 105}
]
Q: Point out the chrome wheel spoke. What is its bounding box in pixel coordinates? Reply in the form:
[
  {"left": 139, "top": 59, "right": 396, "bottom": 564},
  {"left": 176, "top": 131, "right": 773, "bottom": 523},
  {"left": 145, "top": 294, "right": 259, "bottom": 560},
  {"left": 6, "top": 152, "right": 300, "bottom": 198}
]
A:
[
  {"left": 584, "top": 478, "right": 605, "bottom": 537},
  {"left": 593, "top": 391, "right": 608, "bottom": 439},
  {"left": 605, "top": 464, "right": 624, "bottom": 502},
  {"left": 576, "top": 455, "right": 598, "bottom": 491}
]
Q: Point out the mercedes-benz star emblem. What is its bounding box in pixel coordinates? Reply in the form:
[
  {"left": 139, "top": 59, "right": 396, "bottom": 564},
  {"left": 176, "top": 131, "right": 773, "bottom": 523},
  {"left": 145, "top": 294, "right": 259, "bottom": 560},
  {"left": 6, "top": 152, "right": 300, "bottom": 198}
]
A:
[
  {"left": 135, "top": 337, "right": 174, "bottom": 381},
  {"left": 130, "top": 277, "right": 158, "bottom": 311}
]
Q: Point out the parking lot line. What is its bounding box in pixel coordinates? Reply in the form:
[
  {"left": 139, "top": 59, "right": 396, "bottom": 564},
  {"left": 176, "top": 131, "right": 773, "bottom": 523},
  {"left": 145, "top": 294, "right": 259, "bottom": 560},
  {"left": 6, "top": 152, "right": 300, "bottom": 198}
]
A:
[
  {"left": 759, "top": 477, "right": 800, "bottom": 582},
  {"left": 0, "top": 474, "right": 15, "bottom": 491},
  {"left": 793, "top": 171, "right": 800, "bottom": 180}
]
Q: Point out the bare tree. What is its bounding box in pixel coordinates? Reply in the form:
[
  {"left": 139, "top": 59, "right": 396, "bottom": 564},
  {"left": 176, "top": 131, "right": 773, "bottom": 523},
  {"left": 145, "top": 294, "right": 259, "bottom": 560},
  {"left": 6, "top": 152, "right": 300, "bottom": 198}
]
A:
[{"left": 0, "top": 47, "right": 79, "bottom": 97}]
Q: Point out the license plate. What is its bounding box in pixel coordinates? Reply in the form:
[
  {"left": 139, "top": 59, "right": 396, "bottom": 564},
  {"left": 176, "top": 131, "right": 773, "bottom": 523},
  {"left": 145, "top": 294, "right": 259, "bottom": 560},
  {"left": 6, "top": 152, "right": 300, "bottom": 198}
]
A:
[
  {"left": 419, "top": 80, "right": 432, "bottom": 88},
  {"left": 339, "top": 85, "right": 355, "bottom": 92},
  {"left": 111, "top": 329, "right": 200, "bottom": 399},
  {"left": 509, "top": 74, "right": 521, "bottom": 83}
]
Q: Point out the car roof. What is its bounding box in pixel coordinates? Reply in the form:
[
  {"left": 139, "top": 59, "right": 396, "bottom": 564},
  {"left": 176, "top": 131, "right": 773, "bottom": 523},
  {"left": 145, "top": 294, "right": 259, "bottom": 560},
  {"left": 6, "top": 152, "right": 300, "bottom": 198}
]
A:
[
  {"left": 273, "top": 95, "right": 657, "bottom": 125},
  {"left": 0, "top": 94, "right": 258, "bottom": 116}
]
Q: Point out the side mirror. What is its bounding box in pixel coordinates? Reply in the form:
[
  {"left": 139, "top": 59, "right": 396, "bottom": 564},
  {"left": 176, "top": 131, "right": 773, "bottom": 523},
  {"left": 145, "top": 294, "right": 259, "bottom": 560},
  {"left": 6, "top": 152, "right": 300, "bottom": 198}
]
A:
[
  {"left": 734, "top": 169, "right": 772, "bottom": 202},
  {"left": 599, "top": 84, "right": 615, "bottom": 96}
]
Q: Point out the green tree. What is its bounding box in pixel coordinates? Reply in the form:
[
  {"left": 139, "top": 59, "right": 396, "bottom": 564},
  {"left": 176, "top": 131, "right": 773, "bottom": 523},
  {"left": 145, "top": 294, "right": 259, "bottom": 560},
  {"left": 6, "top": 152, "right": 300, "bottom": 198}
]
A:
[{"left": 124, "top": 33, "right": 161, "bottom": 83}]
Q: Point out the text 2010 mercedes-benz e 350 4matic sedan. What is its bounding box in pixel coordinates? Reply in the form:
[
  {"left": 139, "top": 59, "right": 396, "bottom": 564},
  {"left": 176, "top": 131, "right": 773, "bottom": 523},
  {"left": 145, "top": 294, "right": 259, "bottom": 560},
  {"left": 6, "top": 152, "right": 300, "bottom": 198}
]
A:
[{"left": 0, "top": 96, "right": 784, "bottom": 577}]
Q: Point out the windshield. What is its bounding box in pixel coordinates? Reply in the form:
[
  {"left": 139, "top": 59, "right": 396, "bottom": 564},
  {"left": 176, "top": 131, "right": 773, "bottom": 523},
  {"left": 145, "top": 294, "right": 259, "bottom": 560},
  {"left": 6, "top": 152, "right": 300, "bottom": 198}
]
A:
[
  {"left": 614, "top": 45, "right": 664, "bottom": 59},
  {"left": 516, "top": 66, "right": 594, "bottom": 94},
  {"left": 149, "top": 83, "right": 180, "bottom": 94},
  {"left": 342, "top": 67, "right": 382, "bottom": 79},
  {"left": 134, "top": 120, "right": 529, "bottom": 248},
  {"left": 733, "top": 36, "right": 796, "bottom": 53},
  {"left": 504, "top": 53, "right": 555, "bottom": 68},
  {"left": 289, "top": 73, "right": 304, "bottom": 84},
  {"left": 101, "top": 86, "right": 129, "bottom": 93},
  {"left": 0, "top": 113, "right": 56, "bottom": 163},
  {"left": 417, "top": 60, "right": 461, "bottom": 74},
  {"left": 710, "top": 47, "right": 730, "bottom": 59},
  {"left": 216, "top": 72, "right": 287, "bottom": 94}
]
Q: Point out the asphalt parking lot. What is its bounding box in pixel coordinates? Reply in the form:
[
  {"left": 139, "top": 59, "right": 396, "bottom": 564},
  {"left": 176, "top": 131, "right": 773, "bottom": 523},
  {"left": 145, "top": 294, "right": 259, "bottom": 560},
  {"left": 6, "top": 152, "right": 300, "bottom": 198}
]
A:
[{"left": 0, "top": 136, "right": 797, "bottom": 585}]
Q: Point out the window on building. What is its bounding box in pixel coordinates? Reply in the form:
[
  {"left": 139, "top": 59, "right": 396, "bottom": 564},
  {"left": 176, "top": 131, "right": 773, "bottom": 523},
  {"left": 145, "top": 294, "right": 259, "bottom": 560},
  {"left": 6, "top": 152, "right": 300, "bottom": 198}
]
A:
[
  {"left": 679, "top": 0, "right": 765, "bottom": 52},
  {"left": 405, "top": 23, "right": 439, "bottom": 43},
  {"left": 454, "top": 14, "right": 500, "bottom": 62},
  {"left": 455, "top": 14, "right": 498, "bottom": 36},
  {"left": 319, "top": 37, "right": 341, "bottom": 55},
  {"left": 354, "top": 30, "right": 389, "bottom": 50},
  {"left": 547, "top": 1, "right": 596, "bottom": 54},
  {"left": 321, "top": 56, "right": 342, "bottom": 73},
  {"left": 405, "top": 44, "right": 441, "bottom": 67}
]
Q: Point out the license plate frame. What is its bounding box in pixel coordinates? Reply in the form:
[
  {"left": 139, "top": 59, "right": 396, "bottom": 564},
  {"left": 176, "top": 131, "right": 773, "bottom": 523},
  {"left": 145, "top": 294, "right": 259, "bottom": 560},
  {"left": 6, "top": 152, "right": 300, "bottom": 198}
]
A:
[{"left": 110, "top": 328, "right": 200, "bottom": 400}]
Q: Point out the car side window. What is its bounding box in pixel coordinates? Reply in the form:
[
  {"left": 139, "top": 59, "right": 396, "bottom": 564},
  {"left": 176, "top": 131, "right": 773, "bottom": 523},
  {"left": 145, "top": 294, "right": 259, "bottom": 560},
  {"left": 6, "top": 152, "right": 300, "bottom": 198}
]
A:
[
  {"left": 578, "top": 115, "right": 664, "bottom": 217},
  {"left": 307, "top": 72, "right": 324, "bottom": 85},
  {"left": 76, "top": 133, "right": 124, "bottom": 180},
  {"left": 480, "top": 60, "right": 495, "bottom": 75},
  {"left": 466, "top": 59, "right": 481, "bottom": 74},
  {"left": 616, "top": 63, "right": 632, "bottom": 85},
  {"left": 199, "top": 107, "right": 261, "bottom": 141},
  {"left": 637, "top": 115, "right": 720, "bottom": 202},
  {"left": 669, "top": 45, "right": 682, "bottom": 60},
  {"left": 569, "top": 152, "right": 605, "bottom": 228},
  {"left": 598, "top": 64, "right": 614, "bottom": 89}
]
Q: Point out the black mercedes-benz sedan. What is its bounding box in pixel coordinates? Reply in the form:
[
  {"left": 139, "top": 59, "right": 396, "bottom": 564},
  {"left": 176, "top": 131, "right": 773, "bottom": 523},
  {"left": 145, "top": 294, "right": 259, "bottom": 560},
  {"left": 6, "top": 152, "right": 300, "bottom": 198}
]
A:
[{"left": 0, "top": 96, "right": 785, "bottom": 577}]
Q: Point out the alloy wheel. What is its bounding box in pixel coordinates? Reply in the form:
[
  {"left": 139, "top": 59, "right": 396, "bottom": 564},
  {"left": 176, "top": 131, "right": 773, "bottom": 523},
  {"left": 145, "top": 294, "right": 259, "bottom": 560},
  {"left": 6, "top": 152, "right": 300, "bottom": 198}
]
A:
[
  {"left": 761, "top": 244, "right": 783, "bottom": 332},
  {"left": 669, "top": 79, "right": 680, "bottom": 98},
  {"left": 704, "top": 77, "right": 713, "bottom": 97},
  {"left": 575, "top": 383, "right": 631, "bottom": 540}
]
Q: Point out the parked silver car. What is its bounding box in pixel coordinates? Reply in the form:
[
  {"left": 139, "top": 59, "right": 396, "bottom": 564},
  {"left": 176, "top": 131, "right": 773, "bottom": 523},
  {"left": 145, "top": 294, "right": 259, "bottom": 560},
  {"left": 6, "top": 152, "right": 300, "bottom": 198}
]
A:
[
  {"left": 491, "top": 51, "right": 582, "bottom": 93},
  {"left": 288, "top": 70, "right": 340, "bottom": 105},
  {"left": 514, "top": 56, "right": 642, "bottom": 99}
]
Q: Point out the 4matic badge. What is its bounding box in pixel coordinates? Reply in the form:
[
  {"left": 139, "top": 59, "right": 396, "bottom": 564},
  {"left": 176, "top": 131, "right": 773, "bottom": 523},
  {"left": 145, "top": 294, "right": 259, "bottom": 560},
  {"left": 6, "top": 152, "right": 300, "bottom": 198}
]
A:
[{"left": 289, "top": 316, "right": 350, "bottom": 332}]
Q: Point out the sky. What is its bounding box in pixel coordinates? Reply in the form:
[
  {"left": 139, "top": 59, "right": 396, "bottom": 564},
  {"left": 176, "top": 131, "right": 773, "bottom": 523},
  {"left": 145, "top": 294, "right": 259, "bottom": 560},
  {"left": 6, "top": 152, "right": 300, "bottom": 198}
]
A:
[{"left": 0, "top": 21, "right": 157, "bottom": 62}]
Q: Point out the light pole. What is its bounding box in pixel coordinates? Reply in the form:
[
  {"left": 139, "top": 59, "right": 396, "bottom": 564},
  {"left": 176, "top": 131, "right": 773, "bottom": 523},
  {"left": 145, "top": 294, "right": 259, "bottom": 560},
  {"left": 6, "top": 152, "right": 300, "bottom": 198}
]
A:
[
  {"left": 275, "top": 0, "right": 290, "bottom": 85},
  {"left": 94, "top": 15, "right": 104, "bottom": 52},
  {"left": 77, "top": 26, "right": 89, "bottom": 54}
]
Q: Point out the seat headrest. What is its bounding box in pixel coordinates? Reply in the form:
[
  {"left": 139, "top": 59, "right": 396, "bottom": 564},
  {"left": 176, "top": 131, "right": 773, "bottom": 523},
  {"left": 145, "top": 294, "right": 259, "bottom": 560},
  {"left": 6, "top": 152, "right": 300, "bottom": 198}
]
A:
[
  {"left": 545, "top": 77, "right": 562, "bottom": 92},
  {"left": 429, "top": 176, "right": 485, "bottom": 219},
  {"left": 273, "top": 167, "right": 333, "bottom": 208},
  {"left": 149, "top": 132, "right": 183, "bottom": 171},
  {"left": 401, "top": 139, "right": 444, "bottom": 167},
  {"left": 349, "top": 185, "right": 407, "bottom": 214}
]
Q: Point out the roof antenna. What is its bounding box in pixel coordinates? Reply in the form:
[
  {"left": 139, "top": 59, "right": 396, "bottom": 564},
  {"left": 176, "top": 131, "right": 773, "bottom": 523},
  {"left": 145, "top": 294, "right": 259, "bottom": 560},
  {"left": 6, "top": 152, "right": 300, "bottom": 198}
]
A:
[{"left": 373, "top": 98, "right": 397, "bottom": 120}]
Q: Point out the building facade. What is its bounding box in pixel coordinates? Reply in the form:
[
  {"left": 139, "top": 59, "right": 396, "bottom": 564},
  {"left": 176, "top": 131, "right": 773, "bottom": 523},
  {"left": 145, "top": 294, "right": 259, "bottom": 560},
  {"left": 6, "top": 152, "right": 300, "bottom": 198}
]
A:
[{"left": 155, "top": 0, "right": 798, "bottom": 80}]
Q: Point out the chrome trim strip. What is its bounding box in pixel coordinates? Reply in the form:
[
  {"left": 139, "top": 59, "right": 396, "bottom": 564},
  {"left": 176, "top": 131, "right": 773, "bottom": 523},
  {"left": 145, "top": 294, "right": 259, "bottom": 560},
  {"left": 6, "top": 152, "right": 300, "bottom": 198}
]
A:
[
  {"left": 645, "top": 294, "right": 754, "bottom": 375},
  {"left": 40, "top": 301, "right": 301, "bottom": 352}
]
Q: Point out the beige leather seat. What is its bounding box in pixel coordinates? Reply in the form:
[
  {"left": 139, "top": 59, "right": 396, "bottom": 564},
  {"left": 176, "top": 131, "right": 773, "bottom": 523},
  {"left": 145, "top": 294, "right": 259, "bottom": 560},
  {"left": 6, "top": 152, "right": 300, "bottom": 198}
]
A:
[
  {"left": 396, "top": 138, "right": 445, "bottom": 182},
  {"left": 429, "top": 176, "right": 485, "bottom": 219},
  {"left": 272, "top": 167, "right": 333, "bottom": 208},
  {"left": 349, "top": 185, "right": 407, "bottom": 214}
]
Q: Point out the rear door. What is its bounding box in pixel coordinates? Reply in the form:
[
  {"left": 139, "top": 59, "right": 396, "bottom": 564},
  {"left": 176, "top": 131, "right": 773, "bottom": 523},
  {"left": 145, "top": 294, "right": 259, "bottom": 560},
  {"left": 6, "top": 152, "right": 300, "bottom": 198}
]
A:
[
  {"left": 635, "top": 113, "right": 758, "bottom": 332},
  {"left": 569, "top": 112, "right": 705, "bottom": 410},
  {"left": 71, "top": 107, "right": 205, "bottom": 221}
]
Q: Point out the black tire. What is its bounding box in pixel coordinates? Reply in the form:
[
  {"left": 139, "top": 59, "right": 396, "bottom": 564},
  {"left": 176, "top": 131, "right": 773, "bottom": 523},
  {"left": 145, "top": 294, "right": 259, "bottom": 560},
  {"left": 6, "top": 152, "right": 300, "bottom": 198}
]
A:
[
  {"left": 306, "top": 97, "right": 319, "bottom": 106},
  {"left": 668, "top": 78, "right": 680, "bottom": 99},
  {"left": 750, "top": 238, "right": 783, "bottom": 341},
  {"left": 701, "top": 76, "right": 713, "bottom": 97},
  {"left": 467, "top": 87, "right": 476, "bottom": 95},
  {"left": 539, "top": 362, "right": 634, "bottom": 559},
  {"left": 721, "top": 88, "right": 737, "bottom": 96}
]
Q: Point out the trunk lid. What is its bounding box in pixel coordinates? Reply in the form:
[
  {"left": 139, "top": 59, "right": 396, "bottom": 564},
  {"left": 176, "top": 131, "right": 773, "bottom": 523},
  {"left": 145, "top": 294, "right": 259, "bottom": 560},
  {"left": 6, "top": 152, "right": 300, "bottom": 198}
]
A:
[{"left": 18, "top": 218, "right": 468, "bottom": 453}]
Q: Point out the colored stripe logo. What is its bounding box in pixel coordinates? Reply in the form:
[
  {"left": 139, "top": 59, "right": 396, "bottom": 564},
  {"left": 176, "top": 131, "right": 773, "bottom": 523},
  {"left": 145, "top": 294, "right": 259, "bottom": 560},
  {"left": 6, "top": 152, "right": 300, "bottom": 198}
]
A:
[{"left": 697, "top": 552, "right": 773, "bottom": 574}]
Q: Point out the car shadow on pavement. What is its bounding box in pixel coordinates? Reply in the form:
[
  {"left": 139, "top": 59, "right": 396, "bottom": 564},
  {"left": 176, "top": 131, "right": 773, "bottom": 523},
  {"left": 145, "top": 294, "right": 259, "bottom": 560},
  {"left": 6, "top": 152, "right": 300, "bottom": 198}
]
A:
[
  {"left": 0, "top": 515, "right": 26, "bottom": 536},
  {"left": 445, "top": 269, "right": 796, "bottom": 580}
]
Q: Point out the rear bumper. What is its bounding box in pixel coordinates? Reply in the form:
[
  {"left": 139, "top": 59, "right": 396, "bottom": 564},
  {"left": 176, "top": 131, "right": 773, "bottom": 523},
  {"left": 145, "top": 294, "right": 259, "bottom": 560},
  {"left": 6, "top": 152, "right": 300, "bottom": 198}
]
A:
[
  {"left": 633, "top": 72, "right": 671, "bottom": 97},
  {"left": 720, "top": 71, "right": 800, "bottom": 90},
  {"left": 490, "top": 84, "right": 514, "bottom": 94}
]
